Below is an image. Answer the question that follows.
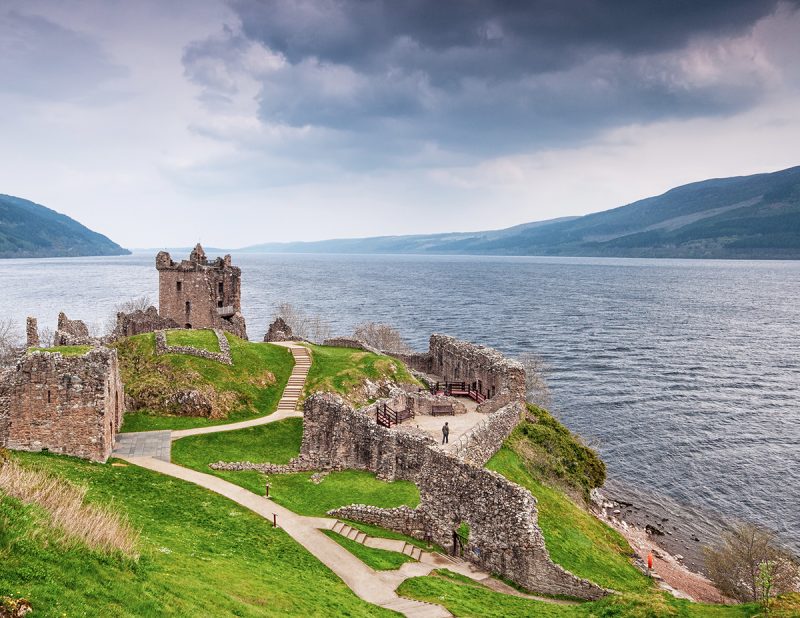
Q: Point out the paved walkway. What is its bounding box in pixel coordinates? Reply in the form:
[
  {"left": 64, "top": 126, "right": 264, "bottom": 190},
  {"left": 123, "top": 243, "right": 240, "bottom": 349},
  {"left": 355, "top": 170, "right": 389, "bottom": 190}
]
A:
[{"left": 114, "top": 341, "right": 452, "bottom": 617}]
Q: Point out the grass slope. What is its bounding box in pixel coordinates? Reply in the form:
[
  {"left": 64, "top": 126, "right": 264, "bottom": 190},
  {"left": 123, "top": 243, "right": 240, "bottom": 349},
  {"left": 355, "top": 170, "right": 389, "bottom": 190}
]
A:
[
  {"left": 27, "top": 345, "right": 93, "bottom": 356},
  {"left": 303, "top": 344, "right": 419, "bottom": 405},
  {"left": 487, "top": 446, "right": 649, "bottom": 594},
  {"left": 117, "top": 332, "right": 293, "bottom": 432},
  {"left": 0, "top": 452, "right": 395, "bottom": 617},
  {"left": 322, "top": 531, "right": 414, "bottom": 571},
  {"left": 171, "top": 419, "right": 419, "bottom": 518},
  {"left": 397, "top": 570, "right": 760, "bottom": 618}
]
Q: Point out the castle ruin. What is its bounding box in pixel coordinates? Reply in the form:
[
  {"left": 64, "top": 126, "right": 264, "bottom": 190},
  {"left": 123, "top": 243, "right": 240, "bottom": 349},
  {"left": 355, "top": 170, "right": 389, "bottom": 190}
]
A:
[
  {"left": 0, "top": 347, "right": 125, "bottom": 463},
  {"left": 156, "top": 244, "right": 247, "bottom": 340}
]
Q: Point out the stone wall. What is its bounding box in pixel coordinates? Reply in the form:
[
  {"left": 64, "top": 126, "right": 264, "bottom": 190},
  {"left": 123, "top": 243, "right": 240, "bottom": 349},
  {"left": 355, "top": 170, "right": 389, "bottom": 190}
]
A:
[
  {"left": 154, "top": 329, "right": 232, "bottom": 365},
  {"left": 110, "top": 306, "right": 179, "bottom": 340},
  {"left": 450, "top": 402, "right": 523, "bottom": 466},
  {"left": 26, "top": 317, "right": 39, "bottom": 348},
  {"left": 53, "top": 312, "right": 94, "bottom": 347},
  {"left": 0, "top": 348, "right": 125, "bottom": 462},
  {"left": 322, "top": 337, "right": 383, "bottom": 355},
  {"left": 156, "top": 244, "right": 247, "bottom": 340},
  {"left": 388, "top": 335, "right": 526, "bottom": 413},
  {"left": 302, "top": 393, "right": 605, "bottom": 599}
]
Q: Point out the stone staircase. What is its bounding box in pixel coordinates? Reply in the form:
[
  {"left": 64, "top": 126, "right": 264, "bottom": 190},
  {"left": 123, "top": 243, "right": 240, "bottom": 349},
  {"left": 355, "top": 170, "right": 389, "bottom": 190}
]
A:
[
  {"left": 276, "top": 345, "right": 312, "bottom": 413},
  {"left": 330, "top": 520, "right": 426, "bottom": 560}
]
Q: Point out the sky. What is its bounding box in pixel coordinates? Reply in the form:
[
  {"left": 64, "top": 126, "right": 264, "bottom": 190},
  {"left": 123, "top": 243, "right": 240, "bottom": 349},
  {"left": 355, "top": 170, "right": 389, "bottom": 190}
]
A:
[{"left": 1, "top": 0, "right": 799, "bottom": 249}]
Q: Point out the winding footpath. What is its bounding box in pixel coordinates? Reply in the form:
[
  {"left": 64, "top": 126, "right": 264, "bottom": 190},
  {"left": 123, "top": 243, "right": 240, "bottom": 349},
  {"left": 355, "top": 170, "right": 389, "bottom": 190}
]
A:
[{"left": 113, "top": 342, "right": 454, "bottom": 617}]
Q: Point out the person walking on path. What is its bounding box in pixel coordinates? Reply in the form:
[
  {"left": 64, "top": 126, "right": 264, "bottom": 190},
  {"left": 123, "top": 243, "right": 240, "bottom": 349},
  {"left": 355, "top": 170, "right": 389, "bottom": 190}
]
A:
[{"left": 442, "top": 422, "right": 449, "bottom": 444}]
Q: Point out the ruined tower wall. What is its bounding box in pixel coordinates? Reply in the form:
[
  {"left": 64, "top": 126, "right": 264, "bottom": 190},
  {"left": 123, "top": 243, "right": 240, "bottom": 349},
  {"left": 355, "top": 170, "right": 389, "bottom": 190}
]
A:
[
  {"left": 156, "top": 247, "right": 247, "bottom": 339},
  {"left": 0, "top": 348, "right": 125, "bottom": 462}
]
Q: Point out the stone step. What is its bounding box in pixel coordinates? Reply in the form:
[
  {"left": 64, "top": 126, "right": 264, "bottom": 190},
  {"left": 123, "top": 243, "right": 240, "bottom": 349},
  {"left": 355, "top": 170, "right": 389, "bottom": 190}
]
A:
[
  {"left": 346, "top": 527, "right": 360, "bottom": 541},
  {"left": 402, "top": 543, "right": 415, "bottom": 557},
  {"left": 412, "top": 547, "right": 423, "bottom": 560},
  {"left": 354, "top": 531, "right": 367, "bottom": 544},
  {"left": 332, "top": 521, "right": 345, "bottom": 535},
  {"left": 381, "top": 598, "right": 451, "bottom": 618}
]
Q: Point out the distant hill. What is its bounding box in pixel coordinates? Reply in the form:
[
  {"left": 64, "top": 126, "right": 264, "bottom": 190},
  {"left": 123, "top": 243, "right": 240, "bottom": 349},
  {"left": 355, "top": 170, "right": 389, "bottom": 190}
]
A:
[
  {"left": 241, "top": 165, "right": 800, "bottom": 259},
  {"left": 0, "top": 194, "right": 129, "bottom": 259}
]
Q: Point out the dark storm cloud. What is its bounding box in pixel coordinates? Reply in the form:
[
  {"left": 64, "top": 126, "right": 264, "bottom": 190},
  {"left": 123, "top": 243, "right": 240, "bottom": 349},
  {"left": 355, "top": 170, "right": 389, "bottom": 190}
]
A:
[{"left": 182, "top": 0, "right": 799, "bottom": 160}]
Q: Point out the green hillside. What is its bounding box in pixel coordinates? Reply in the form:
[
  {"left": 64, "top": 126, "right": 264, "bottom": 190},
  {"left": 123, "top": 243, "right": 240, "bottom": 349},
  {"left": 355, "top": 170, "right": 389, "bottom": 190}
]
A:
[{"left": 0, "top": 194, "right": 129, "bottom": 259}]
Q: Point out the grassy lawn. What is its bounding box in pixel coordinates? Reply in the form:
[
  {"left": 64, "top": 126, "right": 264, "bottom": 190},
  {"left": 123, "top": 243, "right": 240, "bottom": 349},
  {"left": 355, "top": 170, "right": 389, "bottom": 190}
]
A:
[
  {"left": 0, "top": 452, "right": 396, "bottom": 618},
  {"left": 487, "top": 446, "right": 651, "bottom": 594},
  {"left": 397, "top": 570, "right": 761, "bottom": 618},
  {"left": 28, "top": 345, "right": 92, "bottom": 356},
  {"left": 164, "top": 328, "right": 221, "bottom": 352},
  {"left": 302, "top": 344, "right": 419, "bottom": 405},
  {"left": 116, "top": 333, "right": 294, "bottom": 432},
  {"left": 322, "top": 530, "right": 414, "bottom": 571},
  {"left": 171, "top": 420, "right": 420, "bottom": 518}
]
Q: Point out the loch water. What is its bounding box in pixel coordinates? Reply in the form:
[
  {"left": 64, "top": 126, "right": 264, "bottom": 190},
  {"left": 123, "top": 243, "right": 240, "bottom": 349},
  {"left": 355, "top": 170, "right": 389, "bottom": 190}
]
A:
[{"left": 1, "top": 252, "right": 798, "bottom": 556}]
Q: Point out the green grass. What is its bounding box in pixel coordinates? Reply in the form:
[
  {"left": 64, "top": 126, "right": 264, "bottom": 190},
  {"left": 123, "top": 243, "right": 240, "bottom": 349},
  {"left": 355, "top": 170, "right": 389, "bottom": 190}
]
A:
[
  {"left": 0, "top": 451, "right": 396, "bottom": 617},
  {"left": 28, "top": 345, "right": 92, "bottom": 356},
  {"left": 115, "top": 333, "right": 293, "bottom": 432},
  {"left": 164, "top": 328, "right": 221, "bottom": 352},
  {"left": 171, "top": 420, "right": 420, "bottom": 518},
  {"left": 322, "top": 530, "right": 414, "bottom": 571},
  {"left": 397, "top": 571, "right": 761, "bottom": 618},
  {"left": 303, "top": 344, "right": 419, "bottom": 405},
  {"left": 487, "top": 446, "right": 650, "bottom": 594}
]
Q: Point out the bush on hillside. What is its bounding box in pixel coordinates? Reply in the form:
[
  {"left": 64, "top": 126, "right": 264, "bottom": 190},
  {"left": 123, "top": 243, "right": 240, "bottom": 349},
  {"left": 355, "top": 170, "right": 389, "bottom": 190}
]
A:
[{"left": 509, "top": 404, "right": 606, "bottom": 499}]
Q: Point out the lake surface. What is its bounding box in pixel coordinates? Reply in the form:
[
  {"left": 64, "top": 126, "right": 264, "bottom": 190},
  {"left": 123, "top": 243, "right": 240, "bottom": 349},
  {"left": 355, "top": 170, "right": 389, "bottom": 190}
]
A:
[{"left": 1, "top": 252, "right": 798, "bottom": 555}]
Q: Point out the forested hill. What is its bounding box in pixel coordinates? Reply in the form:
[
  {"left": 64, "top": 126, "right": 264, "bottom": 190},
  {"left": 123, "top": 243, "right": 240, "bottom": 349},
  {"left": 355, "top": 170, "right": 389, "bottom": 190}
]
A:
[
  {"left": 0, "top": 194, "right": 129, "bottom": 259},
  {"left": 241, "top": 165, "right": 800, "bottom": 259}
]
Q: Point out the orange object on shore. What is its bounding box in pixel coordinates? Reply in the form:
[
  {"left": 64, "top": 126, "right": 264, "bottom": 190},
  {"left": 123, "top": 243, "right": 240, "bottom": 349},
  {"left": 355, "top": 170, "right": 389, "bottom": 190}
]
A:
[{"left": 647, "top": 550, "right": 654, "bottom": 571}]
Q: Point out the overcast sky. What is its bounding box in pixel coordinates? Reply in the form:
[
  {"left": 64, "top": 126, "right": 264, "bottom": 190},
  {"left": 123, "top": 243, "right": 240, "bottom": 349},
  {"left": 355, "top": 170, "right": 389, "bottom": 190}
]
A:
[{"left": 1, "top": 0, "right": 799, "bottom": 249}]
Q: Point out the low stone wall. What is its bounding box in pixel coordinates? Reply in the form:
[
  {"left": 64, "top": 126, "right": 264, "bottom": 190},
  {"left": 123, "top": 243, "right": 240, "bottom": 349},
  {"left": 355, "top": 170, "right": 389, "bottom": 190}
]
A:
[
  {"left": 450, "top": 402, "right": 523, "bottom": 466},
  {"left": 297, "top": 393, "right": 606, "bottom": 599},
  {"left": 0, "top": 347, "right": 125, "bottom": 462},
  {"left": 322, "top": 337, "right": 383, "bottom": 355},
  {"left": 110, "top": 306, "right": 179, "bottom": 340},
  {"left": 154, "top": 329, "right": 232, "bottom": 365}
]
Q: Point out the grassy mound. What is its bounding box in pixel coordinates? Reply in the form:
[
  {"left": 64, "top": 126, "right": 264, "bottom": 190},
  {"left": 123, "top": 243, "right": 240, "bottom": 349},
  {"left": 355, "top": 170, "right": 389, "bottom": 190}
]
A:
[
  {"left": 397, "top": 570, "right": 761, "bottom": 617},
  {"left": 115, "top": 332, "right": 293, "bottom": 432},
  {"left": 303, "top": 344, "right": 419, "bottom": 406},
  {"left": 171, "top": 419, "right": 420, "bottom": 517},
  {"left": 0, "top": 452, "right": 395, "bottom": 617},
  {"left": 164, "top": 328, "right": 221, "bottom": 352}
]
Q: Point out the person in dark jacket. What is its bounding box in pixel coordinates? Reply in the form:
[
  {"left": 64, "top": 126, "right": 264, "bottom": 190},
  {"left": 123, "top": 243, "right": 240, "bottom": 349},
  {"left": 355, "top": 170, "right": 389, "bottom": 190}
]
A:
[{"left": 442, "top": 422, "right": 449, "bottom": 444}]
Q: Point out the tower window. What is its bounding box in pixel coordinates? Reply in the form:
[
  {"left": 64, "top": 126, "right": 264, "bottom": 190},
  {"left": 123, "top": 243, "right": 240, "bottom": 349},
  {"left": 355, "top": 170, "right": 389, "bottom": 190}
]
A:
[
  {"left": 185, "top": 301, "right": 191, "bottom": 315},
  {"left": 218, "top": 282, "right": 224, "bottom": 296},
  {"left": 177, "top": 281, "right": 182, "bottom": 292}
]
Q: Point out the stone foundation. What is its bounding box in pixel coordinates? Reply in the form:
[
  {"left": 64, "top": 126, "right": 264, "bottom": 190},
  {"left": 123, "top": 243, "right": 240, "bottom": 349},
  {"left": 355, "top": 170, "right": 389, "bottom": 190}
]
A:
[
  {"left": 154, "top": 329, "right": 232, "bottom": 365},
  {"left": 0, "top": 347, "right": 125, "bottom": 462},
  {"left": 110, "top": 306, "right": 179, "bottom": 340}
]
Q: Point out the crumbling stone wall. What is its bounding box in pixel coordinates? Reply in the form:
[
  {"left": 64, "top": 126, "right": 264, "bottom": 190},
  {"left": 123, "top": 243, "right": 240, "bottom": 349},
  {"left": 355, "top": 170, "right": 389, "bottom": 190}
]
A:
[
  {"left": 322, "top": 337, "right": 382, "bottom": 355},
  {"left": 264, "top": 317, "right": 294, "bottom": 342},
  {"left": 390, "top": 335, "right": 526, "bottom": 413},
  {"left": 110, "top": 306, "right": 179, "bottom": 340},
  {"left": 450, "top": 402, "right": 523, "bottom": 466},
  {"left": 0, "top": 348, "right": 125, "bottom": 462},
  {"left": 26, "top": 317, "right": 39, "bottom": 348},
  {"left": 156, "top": 244, "right": 247, "bottom": 340},
  {"left": 303, "top": 393, "right": 604, "bottom": 600},
  {"left": 53, "top": 312, "right": 94, "bottom": 347},
  {"left": 154, "top": 329, "right": 232, "bottom": 365}
]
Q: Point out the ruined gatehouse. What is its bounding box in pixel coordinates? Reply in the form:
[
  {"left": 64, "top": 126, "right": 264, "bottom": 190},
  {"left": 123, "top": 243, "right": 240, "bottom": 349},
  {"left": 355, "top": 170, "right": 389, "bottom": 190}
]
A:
[{"left": 156, "top": 244, "right": 247, "bottom": 339}]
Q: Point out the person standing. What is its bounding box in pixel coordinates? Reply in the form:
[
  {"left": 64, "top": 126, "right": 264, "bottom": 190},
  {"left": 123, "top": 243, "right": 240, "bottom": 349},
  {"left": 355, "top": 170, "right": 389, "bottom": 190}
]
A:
[
  {"left": 442, "top": 422, "right": 450, "bottom": 444},
  {"left": 647, "top": 549, "right": 654, "bottom": 575}
]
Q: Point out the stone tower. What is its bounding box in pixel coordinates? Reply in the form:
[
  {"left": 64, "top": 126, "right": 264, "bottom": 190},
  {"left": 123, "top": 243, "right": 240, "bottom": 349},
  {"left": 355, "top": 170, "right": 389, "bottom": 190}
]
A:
[{"left": 155, "top": 244, "right": 247, "bottom": 339}]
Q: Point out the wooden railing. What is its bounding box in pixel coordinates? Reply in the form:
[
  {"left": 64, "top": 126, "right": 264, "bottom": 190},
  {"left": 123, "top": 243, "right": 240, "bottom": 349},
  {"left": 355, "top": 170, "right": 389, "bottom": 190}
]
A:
[
  {"left": 430, "top": 381, "right": 489, "bottom": 403},
  {"left": 376, "top": 402, "right": 414, "bottom": 428}
]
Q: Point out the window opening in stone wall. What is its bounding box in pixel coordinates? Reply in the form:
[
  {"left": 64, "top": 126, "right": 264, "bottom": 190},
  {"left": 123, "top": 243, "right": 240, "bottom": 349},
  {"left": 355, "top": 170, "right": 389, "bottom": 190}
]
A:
[
  {"left": 185, "top": 323, "right": 192, "bottom": 329},
  {"left": 177, "top": 281, "right": 182, "bottom": 292},
  {"left": 185, "top": 300, "right": 191, "bottom": 315},
  {"left": 47, "top": 390, "right": 51, "bottom": 403},
  {"left": 218, "top": 281, "right": 224, "bottom": 296}
]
